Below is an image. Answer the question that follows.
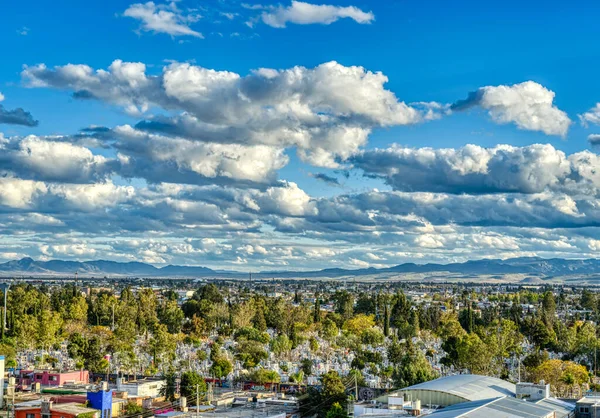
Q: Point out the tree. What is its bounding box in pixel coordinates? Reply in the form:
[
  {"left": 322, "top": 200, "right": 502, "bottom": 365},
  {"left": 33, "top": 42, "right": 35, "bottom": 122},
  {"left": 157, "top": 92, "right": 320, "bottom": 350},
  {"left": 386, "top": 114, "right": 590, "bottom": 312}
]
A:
[
  {"left": 333, "top": 291, "right": 354, "bottom": 320},
  {"left": 541, "top": 291, "right": 556, "bottom": 326},
  {"left": 325, "top": 403, "right": 347, "bottom": 418},
  {"left": 530, "top": 359, "right": 589, "bottom": 397},
  {"left": 320, "top": 318, "right": 339, "bottom": 341},
  {"left": 383, "top": 303, "right": 390, "bottom": 337},
  {"left": 137, "top": 289, "right": 158, "bottom": 334},
  {"left": 343, "top": 314, "right": 375, "bottom": 335},
  {"left": 158, "top": 300, "right": 184, "bottom": 334},
  {"left": 313, "top": 293, "right": 321, "bottom": 323},
  {"left": 300, "top": 358, "right": 313, "bottom": 376},
  {"left": 456, "top": 333, "right": 495, "bottom": 375},
  {"left": 236, "top": 341, "right": 268, "bottom": 368},
  {"left": 210, "top": 357, "right": 233, "bottom": 379},
  {"left": 146, "top": 324, "right": 177, "bottom": 365},
  {"left": 271, "top": 334, "right": 292, "bottom": 356},
  {"left": 251, "top": 368, "right": 281, "bottom": 385},
  {"left": 392, "top": 341, "right": 437, "bottom": 388},
  {"left": 161, "top": 371, "right": 177, "bottom": 402},
  {"left": 252, "top": 299, "right": 268, "bottom": 332},
  {"left": 361, "top": 328, "right": 384, "bottom": 346},
  {"left": 125, "top": 402, "right": 144, "bottom": 416},
  {"left": 181, "top": 371, "right": 207, "bottom": 405}
]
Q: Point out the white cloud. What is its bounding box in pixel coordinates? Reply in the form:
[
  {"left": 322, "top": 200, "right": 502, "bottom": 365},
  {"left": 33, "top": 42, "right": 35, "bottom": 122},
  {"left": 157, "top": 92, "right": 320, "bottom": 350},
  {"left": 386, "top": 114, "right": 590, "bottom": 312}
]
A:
[
  {"left": 0, "top": 92, "right": 4, "bottom": 102},
  {"left": 352, "top": 143, "right": 600, "bottom": 196},
  {"left": 414, "top": 234, "right": 444, "bottom": 249},
  {"left": 261, "top": 1, "right": 374, "bottom": 28},
  {"left": 113, "top": 125, "right": 288, "bottom": 184},
  {"left": 580, "top": 103, "right": 600, "bottom": 127},
  {"left": 124, "top": 2, "right": 203, "bottom": 38},
  {"left": 23, "top": 60, "right": 436, "bottom": 168},
  {"left": 254, "top": 182, "right": 316, "bottom": 216},
  {"left": 0, "top": 135, "right": 113, "bottom": 183},
  {"left": 452, "top": 81, "right": 571, "bottom": 137}
]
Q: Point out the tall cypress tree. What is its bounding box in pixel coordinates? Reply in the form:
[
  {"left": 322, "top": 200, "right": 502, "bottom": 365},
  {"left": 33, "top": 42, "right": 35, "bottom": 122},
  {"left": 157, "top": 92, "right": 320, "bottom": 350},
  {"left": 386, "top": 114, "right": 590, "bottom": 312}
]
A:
[
  {"left": 313, "top": 293, "right": 321, "bottom": 323},
  {"left": 383, "top": 303, "right": 390, "bottom": 337}
]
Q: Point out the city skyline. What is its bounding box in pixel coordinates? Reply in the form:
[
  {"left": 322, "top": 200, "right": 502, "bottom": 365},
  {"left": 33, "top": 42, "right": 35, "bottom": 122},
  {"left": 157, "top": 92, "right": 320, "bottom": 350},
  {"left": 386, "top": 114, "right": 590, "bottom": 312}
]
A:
[{"left": 3, "top": 0, "right": 600, "bottom": 270}]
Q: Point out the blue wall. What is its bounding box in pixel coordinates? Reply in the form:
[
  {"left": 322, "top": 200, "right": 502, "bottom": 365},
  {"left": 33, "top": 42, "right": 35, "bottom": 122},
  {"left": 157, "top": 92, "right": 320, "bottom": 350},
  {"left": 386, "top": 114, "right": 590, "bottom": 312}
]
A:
[{"left": 87, "top": 390, "right": 112, "bottom": 418}]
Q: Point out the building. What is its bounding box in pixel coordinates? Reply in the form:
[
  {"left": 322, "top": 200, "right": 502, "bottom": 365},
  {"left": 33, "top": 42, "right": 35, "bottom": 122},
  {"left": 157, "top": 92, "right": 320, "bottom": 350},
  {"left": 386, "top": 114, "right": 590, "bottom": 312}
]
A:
[
  {"left": 87, "top": 389, "right": 113, "bottom": 418},
  {"left": 361, "top": 375, "right": 574, "bottom": 418},
  {"left": 576, "top": 395, "right": 600, "bottom": 418},
  {"left": 427, "top": 396, "right": 567, "bottom": 418},
  {"left": 116, "top": 378, "right": 165, "bottom": 398},
  {"left": 17, "top": 370, "right": 89, "bottom": 388},
  {"left": 16, "top": 400, "right": 99, "bottom": 418},
  {"left": 383, "top": 374, "right": 516, "bottom": 408}
]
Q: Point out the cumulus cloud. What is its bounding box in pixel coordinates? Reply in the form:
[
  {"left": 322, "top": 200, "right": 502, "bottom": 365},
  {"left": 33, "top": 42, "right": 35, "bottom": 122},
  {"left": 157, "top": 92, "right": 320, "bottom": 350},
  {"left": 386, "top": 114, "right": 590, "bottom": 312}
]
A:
[
  {"left": 112, "top": 125, "right": 288, "bottom": 185},
  {"left": 123, "top": 1, "right": 203, "bottom": 38},
  {"left": 0, "top": 103, "right": 38, "bottom": 126},
  {"left": 260, "top": 1, "right": 374, "bottom": 28},
  {"left": 579, "top": 103, "right": 600, "bottom": 127},
  {"left": 452, "top": 81, "right": 571, "bottom": 136},
  {"left": 352, "top": 143, "right": 600, "bottom": 196},
  {"left": 22, "top": 60, "right": 436, "bottom": 167},
  {"left": 0, "top": 135, "right": 114, "bottom": 183},
  {"left": 588, "top": 134, "right": 600, "bottom": 145},
  {"left": 0, "top": 176, "right": 133, "bottom": 211}
]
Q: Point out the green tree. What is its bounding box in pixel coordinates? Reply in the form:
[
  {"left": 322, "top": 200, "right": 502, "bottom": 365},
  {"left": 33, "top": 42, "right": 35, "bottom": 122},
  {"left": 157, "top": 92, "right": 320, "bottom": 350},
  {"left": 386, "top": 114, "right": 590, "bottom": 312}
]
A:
[
  {"left": 325, "top": 402, "right": 347, "bottom": 418},
  {"left": 161, "top": 371, "right": 177, "bottom": 401},
  {"left": 158, "top": 300, "right": 184, "bottom": 334},
  {"left": 181, "top": 371, "right": 207, "bottom": 405}
]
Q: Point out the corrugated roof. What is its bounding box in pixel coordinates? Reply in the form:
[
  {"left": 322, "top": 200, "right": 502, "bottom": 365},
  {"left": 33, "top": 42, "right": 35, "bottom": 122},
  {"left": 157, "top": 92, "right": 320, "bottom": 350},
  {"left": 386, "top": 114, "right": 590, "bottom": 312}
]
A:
[
  {"left": 427, "top": 397, "right": 558, "bottom": 418},
  {"left": 534, "top": 397, "right": 575, "bottom": 418},
  {"left": 398, "top": 374, "right": 515, "bottom": 401}
]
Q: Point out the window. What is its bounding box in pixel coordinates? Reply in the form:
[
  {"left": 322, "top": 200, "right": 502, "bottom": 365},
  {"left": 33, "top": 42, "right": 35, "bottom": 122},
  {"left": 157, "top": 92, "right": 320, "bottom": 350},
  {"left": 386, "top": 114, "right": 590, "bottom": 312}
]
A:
[
  {"left": 26, "top": 413, "right": 35, "bottom": 418},
  {"left": 35, "top": 375, "right": 43, "bottom": 380},
  {"left": 580, "top": 406, "right": 590, "bottom": 413}
]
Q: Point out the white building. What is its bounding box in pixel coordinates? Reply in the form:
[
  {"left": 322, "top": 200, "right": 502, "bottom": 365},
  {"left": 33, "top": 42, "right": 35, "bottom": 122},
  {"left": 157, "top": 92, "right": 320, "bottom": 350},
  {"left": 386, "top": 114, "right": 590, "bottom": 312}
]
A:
[{"left": 116, "top": 378, "right": 165, "bottom": 398}]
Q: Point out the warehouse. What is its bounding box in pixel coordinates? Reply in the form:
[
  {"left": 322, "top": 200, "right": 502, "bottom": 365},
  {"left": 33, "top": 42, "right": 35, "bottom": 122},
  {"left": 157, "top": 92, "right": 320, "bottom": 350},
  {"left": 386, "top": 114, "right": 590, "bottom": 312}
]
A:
[
  {"left": 385, "top": 374, "right": 515, "bottom": 408},
  {"left": 426, "top": 396, "right": 563, "bottom": 418}
]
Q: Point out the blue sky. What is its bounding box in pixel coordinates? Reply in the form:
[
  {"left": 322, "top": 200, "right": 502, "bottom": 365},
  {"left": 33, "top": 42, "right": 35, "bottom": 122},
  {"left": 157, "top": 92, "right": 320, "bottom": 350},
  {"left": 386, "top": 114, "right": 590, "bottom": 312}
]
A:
[{"left": 2, "top": 0, "right": 600, "bottom": 269}]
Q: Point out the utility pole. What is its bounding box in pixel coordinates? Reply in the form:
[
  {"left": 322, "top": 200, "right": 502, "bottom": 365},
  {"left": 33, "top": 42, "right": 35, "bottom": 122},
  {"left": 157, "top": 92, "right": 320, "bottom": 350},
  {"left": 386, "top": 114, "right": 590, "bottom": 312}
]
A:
[
  {"left": 354, "top": 374, "right": 358, "bottom": 402},
  {"left": 196, "top": 384, "right": 199, "bottom": 418}
]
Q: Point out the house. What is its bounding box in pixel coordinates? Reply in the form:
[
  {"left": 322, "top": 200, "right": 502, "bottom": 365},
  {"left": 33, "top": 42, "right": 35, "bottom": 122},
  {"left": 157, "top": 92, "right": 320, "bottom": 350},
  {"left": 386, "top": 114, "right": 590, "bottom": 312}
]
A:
[
  {"left": 116, "top": 378, "right": 165, "bottom": 398},
  {"left": 17, "top": 370, "right": 89, "bottom": 388},
  {"left": 16, "top": 400, "right": 99, "bottom": 418},
  {"left": 87, "top": 389, "right": 113, "bottom": 418}
]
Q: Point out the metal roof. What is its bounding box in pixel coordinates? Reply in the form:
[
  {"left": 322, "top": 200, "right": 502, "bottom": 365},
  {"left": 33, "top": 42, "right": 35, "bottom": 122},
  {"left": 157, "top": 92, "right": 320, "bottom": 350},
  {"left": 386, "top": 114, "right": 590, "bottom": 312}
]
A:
[
  {"left": 398, "top": 374, "right": 515, "bottom": 402},
  {"left": 427, "top": 397, "right": 558, "bottom": 418},
  {"left": 534, "top": 397, "right": 575, "bottom": 418}
]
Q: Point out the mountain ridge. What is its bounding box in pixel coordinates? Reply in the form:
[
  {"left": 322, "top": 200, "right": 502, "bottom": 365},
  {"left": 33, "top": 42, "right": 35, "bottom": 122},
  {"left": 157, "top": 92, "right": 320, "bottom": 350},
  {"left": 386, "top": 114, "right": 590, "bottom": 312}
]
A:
[{"left": 0, "top": 256, "right": 600, "bottom": 278}]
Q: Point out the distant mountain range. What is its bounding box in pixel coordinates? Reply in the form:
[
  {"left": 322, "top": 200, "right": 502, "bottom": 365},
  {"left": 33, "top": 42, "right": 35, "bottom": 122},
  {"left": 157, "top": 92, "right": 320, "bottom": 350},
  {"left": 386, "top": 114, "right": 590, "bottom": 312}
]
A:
[{"left": 1, "top": 256, "right": 600, "bottom": 279}]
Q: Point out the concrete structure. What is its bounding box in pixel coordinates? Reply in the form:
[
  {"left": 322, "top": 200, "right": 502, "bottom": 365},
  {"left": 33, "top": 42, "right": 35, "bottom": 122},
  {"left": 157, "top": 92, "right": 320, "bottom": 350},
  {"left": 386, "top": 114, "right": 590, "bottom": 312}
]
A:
[
  {"left": 516, "top": 381, "right": 551, "bottom": 401},
  {"left": 576, "top": 395, "right": 600, "bottom": 418},
  {"left": 87, "top": 390, "right": 112, "bottom": 418},
  {"left": 17, "top": 370, "right": 89, "bottom": 387},
  {"left": 385, "top": 374, "right": 516, "bottom": 408},
  {"left": 16, "top": 400, "right": 99, "bottom": 418},
  {"left": 115, "top": 378, "right": 165, "bottom": 398}
]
